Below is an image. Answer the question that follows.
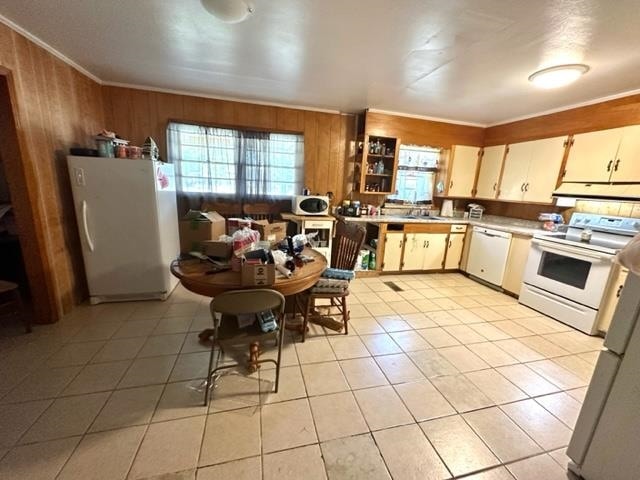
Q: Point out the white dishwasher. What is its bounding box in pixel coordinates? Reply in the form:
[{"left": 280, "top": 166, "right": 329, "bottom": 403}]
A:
[{"left": 466, "top": 227, "right": 512, "bottom": 287}]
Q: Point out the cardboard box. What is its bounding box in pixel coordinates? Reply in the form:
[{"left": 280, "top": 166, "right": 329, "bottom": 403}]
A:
[
  {"left": 227, "top": 218, "right": 253, "bottom": 235},
  {"left": 241, "top": 262, "right": 276, "bottom": 287},
  {"left": 251, "top": 220, "right": 288, "bottom": 243},
  {"left": 179, "top": 210, "right": 226, "bottom": 253},
  {"left": 201, "top": 240, "right": 233, "bottom": 260}
]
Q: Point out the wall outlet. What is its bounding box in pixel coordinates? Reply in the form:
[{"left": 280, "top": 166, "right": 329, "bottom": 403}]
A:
[{"left": 73, "top": 167, "right": 85, "bottom": 186}]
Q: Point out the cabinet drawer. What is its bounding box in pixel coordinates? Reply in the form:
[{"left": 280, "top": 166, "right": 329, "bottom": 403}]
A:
[
  {"left": 450, "top": 224, "right": 467, "bottom": 233},
  {"left": 304, "top": 220, "right": 333, "bottom": 229}
]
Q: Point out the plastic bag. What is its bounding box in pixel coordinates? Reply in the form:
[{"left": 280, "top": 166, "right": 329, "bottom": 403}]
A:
[
  {"left": 617, "top": 233, "right": 640, "bottom": 275},
  {"left": 232, "top": 227, "right": 260, "bottom": 257}
]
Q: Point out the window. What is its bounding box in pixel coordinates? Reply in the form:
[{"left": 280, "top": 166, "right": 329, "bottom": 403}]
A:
[
  {"left": 167, "top": 122, "right": 304, "bottom": 199},
  {"left": 387, "top": 145, "right": 440, "bottom": 203}
]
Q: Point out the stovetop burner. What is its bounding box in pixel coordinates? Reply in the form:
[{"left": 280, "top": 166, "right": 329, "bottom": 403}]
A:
[{"left": 534, "top": 212, "right": 640, "bottom": 255}]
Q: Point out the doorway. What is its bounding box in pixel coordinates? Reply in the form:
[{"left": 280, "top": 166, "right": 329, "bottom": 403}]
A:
[{"left": 0, "top": 72, "right": 57, "bottom": 328}]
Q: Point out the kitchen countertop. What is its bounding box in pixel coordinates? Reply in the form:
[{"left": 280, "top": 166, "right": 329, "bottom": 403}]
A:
[{"left": 340, "top": 214, "right": 548, "bottom": 237}]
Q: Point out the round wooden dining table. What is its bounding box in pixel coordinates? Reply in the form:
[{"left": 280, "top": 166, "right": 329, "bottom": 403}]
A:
[{"left": 170, "top": 247, "right": 328, "bottom": 298}]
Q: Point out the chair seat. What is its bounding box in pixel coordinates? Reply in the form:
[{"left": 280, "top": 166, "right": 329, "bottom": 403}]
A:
[
  {"left": 306, "top": 290, "right": 350, "bottom": 299},
  {"left": 0, "top": 280, "right": 18, "bottom": 294}
]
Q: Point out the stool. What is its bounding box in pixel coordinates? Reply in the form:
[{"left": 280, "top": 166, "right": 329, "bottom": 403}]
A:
[{"left": 0, "top": 280, "right": 31, "bottom": 333}]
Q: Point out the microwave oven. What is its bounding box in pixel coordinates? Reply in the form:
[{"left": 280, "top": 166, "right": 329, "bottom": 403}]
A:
[{"left": 292, "top": 195, "right": 330, "bottom": 216}]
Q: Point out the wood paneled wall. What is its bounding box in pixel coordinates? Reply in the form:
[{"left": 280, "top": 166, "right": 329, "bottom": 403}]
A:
[
  {"left": 365, "top": 111, "right": 485, "bottom": 148},
  {"left": 484, "top": 94, "right": 640, "bottom": 145},
  {"left": 102, "top": 86, "right": 354, "bottom": 204},
  {"left": 0, "top": 23, "right": 105, "bottom": 320}
]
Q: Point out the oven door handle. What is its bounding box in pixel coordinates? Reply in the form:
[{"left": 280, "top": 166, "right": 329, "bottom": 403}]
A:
[{"left": 531, "top": 238, "right": 612, "bottom": 262}]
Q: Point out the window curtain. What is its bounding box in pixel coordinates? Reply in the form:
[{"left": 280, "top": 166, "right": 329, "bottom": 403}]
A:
[{"left": 167, "top": 122, "right": 303, "bottom": 213}]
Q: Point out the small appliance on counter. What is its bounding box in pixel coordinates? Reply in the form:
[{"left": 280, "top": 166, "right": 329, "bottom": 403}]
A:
[
  {"left": 440, "top": 199, "right": 454, "bottom": 217},
  {"left": 292, "top": 195, "right": 330, "bottom": 215},
  {"left": 342, "top": 200, "right": 361, "bottom": 217},
  {"left": 538, "top": 213, "right": 564, "bottom": 231},
  {"left": 467, "top": 203, "right": 484, "bottom": 220}
]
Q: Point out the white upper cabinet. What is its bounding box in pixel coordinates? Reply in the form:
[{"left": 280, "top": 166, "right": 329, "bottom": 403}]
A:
[
  {"left": 498, "top": 136, "right": 567, "bottom": 203},
  {"left": 524, "top": 136, "right": 567, "bottom": 203},
  {"left": 475, "top": 145, "right": 505, "bottom": 199},
  {"left": 447, "top": 145, "right": 480, "bottom": 197},
  {"left": 563, "top": 127, "right": 625, "bottom": 182},
  {"left": 610, "top": 125, "right": 640, "bottom": 182},
  {"left": 498, "top": 141, "right": 532, "bottom": 201}
]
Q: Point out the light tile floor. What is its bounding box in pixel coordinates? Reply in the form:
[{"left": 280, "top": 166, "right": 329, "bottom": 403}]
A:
[{"left": 0, "top": 273, "right": 602, "bottom": 479}]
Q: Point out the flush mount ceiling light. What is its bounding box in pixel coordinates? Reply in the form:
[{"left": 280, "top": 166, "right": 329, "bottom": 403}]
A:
[
  {"left": 201, "top": 0, "right": 254, "bottom": 23},
  {"left": 528, "top": 64, "right": 590, "bottom": 89}
]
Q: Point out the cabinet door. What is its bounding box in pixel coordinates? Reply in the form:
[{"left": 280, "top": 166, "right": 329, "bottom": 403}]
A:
[
  {"left": 444, "top": 233, "right": 465, "bottom": 269},
  {"left": 402, "top": 233, "right": 425, "bottom": 270},
  {"left": 564, "top": 128, "right": 623, "bottom": 182},
  {"left": 597, "top": 267, "right": 628, "bottom": 333},
  {"left": 501, "top": 235, "right": 531, "bottom": 295},
  {"left": 448, "top": 145, "right": 480, "bottom": 197},
  {"left": 523, "top": 136, "right": 567, "bottom": 203},
  {"left": 422, "top": 233, "right": 448, "bottom": 270},
  {"left": 498, "top": 142, "right": 531, "bottom": 201},
  {"left": 382, "top": 232, "right": 404, "bottom": 272},
  {"left": 475, "top": 145, "right": 505, "bottom": 199},
  {"left": 611, "top": 125, "right": 640, "bottom": 182}
]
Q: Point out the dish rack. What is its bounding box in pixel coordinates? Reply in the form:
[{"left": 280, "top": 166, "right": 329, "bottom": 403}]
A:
[{"left": 469, "top": 206, "right": 484, "bottom": 220}]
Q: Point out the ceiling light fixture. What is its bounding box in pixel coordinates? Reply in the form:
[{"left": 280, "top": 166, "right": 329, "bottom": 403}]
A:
[
  {"left": 528, "top": 64, "right": 590, "bottom": 89},
  {"left": 201, "top": 0, "right": 254, "bottom": 24}
]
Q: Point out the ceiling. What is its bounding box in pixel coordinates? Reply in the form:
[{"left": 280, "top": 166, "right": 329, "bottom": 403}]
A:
[{"left": 1, "top": 0, "right": 639, "bottom": 125}]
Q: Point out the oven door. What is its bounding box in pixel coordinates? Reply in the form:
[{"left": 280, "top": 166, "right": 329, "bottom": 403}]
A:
[{"left": 523, "top": 238, "right": 614, "bottom": 309}]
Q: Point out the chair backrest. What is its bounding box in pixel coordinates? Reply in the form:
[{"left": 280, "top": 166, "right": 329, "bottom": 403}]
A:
[
  {"left": 209, "top": 289, "right": 286, "bottom": 317},
  {"left": 331, "top": 220, "right": 367, "bottom": 270},
  {"left": 242, "top": 202, "right": 280, "bottom": 222}
]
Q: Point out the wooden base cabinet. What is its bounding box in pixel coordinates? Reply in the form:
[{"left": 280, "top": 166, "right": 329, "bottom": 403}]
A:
[
  {"left": 380, "top": 224, "right": 465, "bottom": 272},
  {"left": 501, "top": 234, "right": 532, "bottom": 296},
  {"left": 382, "top": 232, "right": 404, "bottom": 272},
  {"left": 597, "top": 267, "right": 629, "bottom": 333},
  {"left": 444, "top": 232, "right": 466, "bottom": 269}
]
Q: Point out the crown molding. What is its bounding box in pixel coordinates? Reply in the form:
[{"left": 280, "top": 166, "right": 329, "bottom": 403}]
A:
[
  {"left": 0, "top": 13, "right": 102, "bottom": 84},
  {"left": 487, "top": 87, "right": 640, "bottom": 127},
  {"left": 366, "top": 108, "right": 486, "bottom": 128},
  {"left": 103, "top": 81, "right": 347, "bottom": 115}
]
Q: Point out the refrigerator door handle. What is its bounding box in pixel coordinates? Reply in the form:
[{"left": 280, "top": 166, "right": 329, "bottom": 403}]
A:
[{"left": 81, "top": 200, "right": 95, "bottom": 252}]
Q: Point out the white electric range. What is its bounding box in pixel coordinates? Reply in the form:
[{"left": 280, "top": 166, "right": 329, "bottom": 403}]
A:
[{"left": 519, "top": 213, "right": 640, "bottom": 335}]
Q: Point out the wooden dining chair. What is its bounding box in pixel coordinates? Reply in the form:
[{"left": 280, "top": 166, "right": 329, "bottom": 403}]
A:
[
  {"left": 204, "top": 289, "right": 286, "bottom": 406},
  {"left": 242, "top": 201, "right": 287, "bottom": 222},
  {"left": 299, "top": 220, "right": 366, "bottom": 341}
]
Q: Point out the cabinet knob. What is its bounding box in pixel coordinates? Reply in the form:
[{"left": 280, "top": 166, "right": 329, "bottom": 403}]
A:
[
  {"left": 449, "top": 181, "right": 453, "bottom": 189},
  {"left": 617, "top": 285, "right": 624, "bottom": 298},
  {"left": 607, "top": 160, "right": 613, "bottom": 172},
  {"left": 449, "top": 240, "right": 452, "bottom": 248},
  {"left": 614, "top": 159, "right": 621, "bottom": 172},
  {"left": 520, "top": 183, "right": 525, "bottom": 192},
  {"left": 493, "top": 182, "right": 497, "bottom": 191},
  {"left": 426, "top": 241, "right": 430, "bottom": 248},
  {"left": 524, "top": 183, "right": 529, "bottom": 192}
]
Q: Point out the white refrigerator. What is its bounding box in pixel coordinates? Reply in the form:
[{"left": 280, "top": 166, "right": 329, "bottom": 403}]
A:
[
  {"left": 67, "top": 156, "right": 179, "bottom": 304},
  {"left": 567, "top": 272, "right": 640, "bottom": 479}
]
